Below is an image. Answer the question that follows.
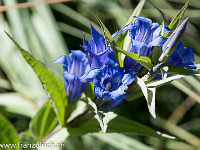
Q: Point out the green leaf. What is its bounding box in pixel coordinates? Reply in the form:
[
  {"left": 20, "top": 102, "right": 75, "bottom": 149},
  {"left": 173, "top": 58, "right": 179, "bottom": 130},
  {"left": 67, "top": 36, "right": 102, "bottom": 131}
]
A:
[
  {"left": 88, "top": 99, "right": 117, "bottom": 133},
  {"left": 67, "top": 114, "right": 175, "bottom": 140},
  {"left": 166, "top": 64, "right": 200, "bottom": 75},
  {"left": 114, "top": 32, "right": 127, "bottom": 49},
  {"left": 136, "top": 77, "right": 156, "bottom": 118},
  {"left": 125, "top": 92, "right": 143, "bottom": 101},
  {"left": 114, "top": 32, "right": 127, "bottom": 63},
  {"left": 152, "top": 46, "right": 162, "bottom": 65},
  {"left": 5, "top": 32, "right": 68, "bottom": 126},
  {"left": 0, "top": 114, "right": 19, "bottom": 150},
  {"left": 93, "top": 14, "right": 123, "bottom": 67},
  {"left": 160, "top": 22, "right": 166, "bottom": 36},
  {"left": 116, "top": 47, "right": 153, "bottom": 70},
  {"left": 30, "top": 101, "right": 58, "bottom": 141},
  {"left": 169, "top": 1, "right": 189, "bottom": 29},
  {"left": 125, "top": 86, "right": 143, "bottom": 101},
  {"left": 84, "top": 82, "right": 96, "bottom": 101},
  {"left": 165, "top": 1, "right": 189, "bottom": 37},
  {"left": 145, "top": 65, "right": 200, "bottom": 88}
]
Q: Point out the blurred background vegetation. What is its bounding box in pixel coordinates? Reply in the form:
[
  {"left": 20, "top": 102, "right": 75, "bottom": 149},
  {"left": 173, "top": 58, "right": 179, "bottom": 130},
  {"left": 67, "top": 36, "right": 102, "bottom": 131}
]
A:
[{"left": 0, "top": 0, "right": 200, "bottom": 149}]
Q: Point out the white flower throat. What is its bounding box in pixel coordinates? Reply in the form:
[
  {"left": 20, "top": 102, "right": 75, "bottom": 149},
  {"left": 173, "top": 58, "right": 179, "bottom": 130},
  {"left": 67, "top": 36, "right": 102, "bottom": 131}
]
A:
[{"left": 105, "top": 82, "right": 111, "bottom": 91}]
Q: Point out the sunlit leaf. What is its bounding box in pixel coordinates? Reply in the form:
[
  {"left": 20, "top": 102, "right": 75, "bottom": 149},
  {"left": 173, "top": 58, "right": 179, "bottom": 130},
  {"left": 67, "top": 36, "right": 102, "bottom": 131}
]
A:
[
  {"left": 84, "top": 82, "right": 96, "bottom": 101},
  {"left": 6, "top": 32, "right": 68, "bottom": 126},
  {"left": 67, "top": 114, "right": 175, "bottom": 139},
  {"left": 165, "top": 1, "right": 189, "bottom": 37},
  {"left": 136, "top": 77, "right": 156, "bottom": 118},
  {"left": 114, "top": 32, "right": 127, "bottom": 49},
  {"left": 116, "top": 47, "right": 153, "bottom": 69},
  {"left": 88, "top": 98, "right": 117, "bottom": 133},
  {"left": 168, "top": 1, "right": 189, "bottom": 29}
]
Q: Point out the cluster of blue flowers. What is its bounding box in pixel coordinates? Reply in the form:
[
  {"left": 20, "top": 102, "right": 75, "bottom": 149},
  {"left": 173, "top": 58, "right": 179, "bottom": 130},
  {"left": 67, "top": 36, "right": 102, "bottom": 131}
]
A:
[{"left": 53, "top": 16, "right": 196, "bottom": 110}]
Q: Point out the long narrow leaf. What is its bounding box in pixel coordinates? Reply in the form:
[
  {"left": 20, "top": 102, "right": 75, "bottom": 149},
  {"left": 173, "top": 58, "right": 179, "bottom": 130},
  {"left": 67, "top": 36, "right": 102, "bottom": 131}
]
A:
[
  {"left": 166, "top": 64, "right": 199, "bottom": 75},
  {"left": 93, "top": 14, "right": 123, "bottom": 67},
  {"left": 168, "top": 1, "right": 189, "bottom": 29},
  {"left": 67, "top": 114, "right": 175, "bottom": 140},
  {"left": 116, "top": 47, "right": 153, "bottom": 69},
  {"left": 6, "top": 32, "right": 68, "bottom": 126}
]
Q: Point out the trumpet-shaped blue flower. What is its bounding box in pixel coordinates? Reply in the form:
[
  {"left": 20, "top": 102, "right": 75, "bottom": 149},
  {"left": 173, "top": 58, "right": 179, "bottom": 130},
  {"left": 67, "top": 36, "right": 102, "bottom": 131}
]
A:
[
  {"left": 166, "top": 42, "right": 196, "bottom": 69},
  {"left": 82, "top": 24, "right": 111, "bottom": 69},
  {"left": 116, "top": 16, "right": 171, "bottom": 70},
  {"left": 53, "top": 50, "right": 90, "bottom": 104},
  {"left": 84, "top": 64, "right": 136, "bottom": 110}
]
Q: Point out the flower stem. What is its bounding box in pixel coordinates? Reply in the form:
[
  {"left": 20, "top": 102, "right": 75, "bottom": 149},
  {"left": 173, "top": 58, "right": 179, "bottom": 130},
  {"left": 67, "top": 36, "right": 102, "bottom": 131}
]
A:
[{"left": 66, "top": 109, "right": 95, "bottom": 127}]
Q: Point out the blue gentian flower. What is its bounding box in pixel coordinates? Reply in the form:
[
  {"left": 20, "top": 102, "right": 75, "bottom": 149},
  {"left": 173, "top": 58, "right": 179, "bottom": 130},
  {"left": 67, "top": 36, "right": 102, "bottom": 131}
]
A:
[
  {"left": 166, "top": 42, "right": 196, "bottom": 69},
  {"left": 153, "top": 41, "right": 196, "bottom": 80},
  {"left": 116, "top": 16, "right": 171, "bottom": 70},
  {"left": 82, "top": 24, "right": 111, "bottom": 69},
  {"left": 53, "top": 50, "right": 90, "bottom": 104},
  {"left": 84, "top": 64, "right": 136, "bottom": 110}
]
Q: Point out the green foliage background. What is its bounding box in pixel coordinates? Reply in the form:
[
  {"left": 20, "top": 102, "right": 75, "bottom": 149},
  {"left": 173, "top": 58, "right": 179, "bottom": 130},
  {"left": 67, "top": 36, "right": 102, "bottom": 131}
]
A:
[{"left": 0, "top": 0, "right": 200, "bottom": 149}]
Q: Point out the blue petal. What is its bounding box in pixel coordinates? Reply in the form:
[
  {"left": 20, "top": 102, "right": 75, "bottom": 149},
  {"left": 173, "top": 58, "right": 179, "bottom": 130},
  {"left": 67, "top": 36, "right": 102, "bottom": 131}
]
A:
[
  {"left": 149, "top": 36, "right": 166, "bottom": 46},
  {"left": 92, "top": 64, "right": 136, "bottom": 110},
  {"left": 153, "top": 25, "right": 172, "bottom": 38},
  {"left": 70, "top": 50, "right": 89, "bottom": 77},
  {"left": 63, "top": 70, "right": 76, "bottom": 85},
  {"left": 85, "top": 48, "right": 101, "bottom": 69},
  {"left": 166, "top": 42, "right": 196, "bottom": 69},
  {"left": 110, "top": 70, "right": 136, "bottom": 101},
  {"left": 90, "top": 24, "right": 106, "bottom": 54},
  {"left": 80, "top": 68, "right": 101, "bottom": 82},
  {"left": 110, "top": 86, "right": 127, "bottom": 101},
  {"left": 134, "top": 16, "right": 152, "bottom": 41},
  {"left": 52, "top": 55, "right": 68, "bottom": 64},
  {"left": 98, "top": 49, "right": 111, "bottom": 66},
  {"left": 112, "top": 31, "right": 119, "bottom": 39},
  {"left": 65, "top": 77, "right": 86, "bottom": 103},
  {"left": 53, "top": 50, "right": 90, "bottom": 104},
  {"left": 83, "top": 25, "right": 112, "bottom": 69},
  {"left": 118, "top": 23, "right": 134, "bottom": 35},
  {"left": 94, "top": 86, "right": 103, "bottom": 98}
]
